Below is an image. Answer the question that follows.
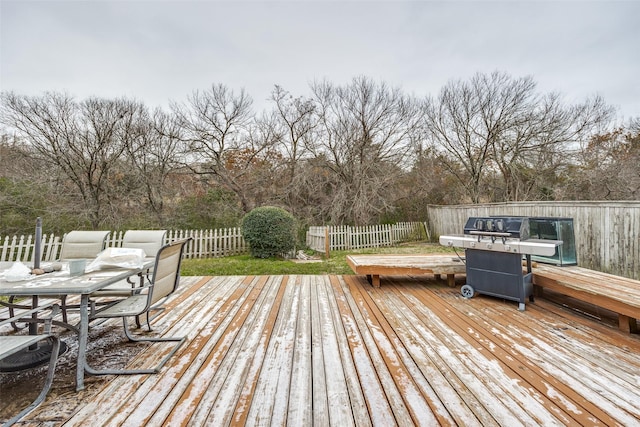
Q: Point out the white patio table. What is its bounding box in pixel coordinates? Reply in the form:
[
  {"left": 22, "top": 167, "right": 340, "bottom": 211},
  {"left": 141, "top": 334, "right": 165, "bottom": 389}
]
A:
[{"left": 0, "top": 259, "right": 154, "bottom": 391}]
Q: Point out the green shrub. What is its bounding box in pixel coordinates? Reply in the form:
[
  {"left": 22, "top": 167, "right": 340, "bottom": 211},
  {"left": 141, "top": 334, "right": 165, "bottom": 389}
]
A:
[{"left": 241, "top": 206, "right": 297, "bottom": 258}]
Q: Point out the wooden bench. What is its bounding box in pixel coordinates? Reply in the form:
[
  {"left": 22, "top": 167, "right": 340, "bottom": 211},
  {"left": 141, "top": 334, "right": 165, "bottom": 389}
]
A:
[
  {"left": 346, "top": 254, "right": 466, "bottom": 288},
  {"left": 533, "top": 265, "right": 640, "bottom": 333}
]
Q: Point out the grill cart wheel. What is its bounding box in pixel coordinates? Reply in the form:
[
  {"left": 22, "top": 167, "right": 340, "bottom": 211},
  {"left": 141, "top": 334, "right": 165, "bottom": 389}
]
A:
[{"left": 461, "top": 284, "right": 475, "bottom": 299}]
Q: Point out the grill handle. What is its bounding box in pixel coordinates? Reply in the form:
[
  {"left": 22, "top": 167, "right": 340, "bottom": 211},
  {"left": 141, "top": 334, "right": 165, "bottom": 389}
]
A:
[{"left": 468, "top": 231, "right": 512, "bottom": 238}]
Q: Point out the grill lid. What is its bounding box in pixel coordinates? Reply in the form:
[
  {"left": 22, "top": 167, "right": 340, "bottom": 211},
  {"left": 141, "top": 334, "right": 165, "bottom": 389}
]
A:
[
  {"left": 463, "top": 216, "right": 530, "bottom": 240},
  {"left": 441, "top": 215, "right": 562, "bottom": 256}
]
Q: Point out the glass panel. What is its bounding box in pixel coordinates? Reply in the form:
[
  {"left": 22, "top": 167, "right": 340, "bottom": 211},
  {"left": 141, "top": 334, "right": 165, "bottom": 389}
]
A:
[{"left": 530, "top": 217, "right": 577, "bottom": 266}]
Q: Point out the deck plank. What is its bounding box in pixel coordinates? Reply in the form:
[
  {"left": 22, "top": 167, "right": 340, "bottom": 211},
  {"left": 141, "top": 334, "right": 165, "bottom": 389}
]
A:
[
  {"left": 423, "top": 281, "right": 638, "bottom": 425},
  {"left": 195, "top": 275, "right": 285, "bottom": 425},
  {"left": 243, "top": 275, "right": 298, "bottom": 425},
  {"left": 383, "top": 279, "right": 520, "bottom": 426},
  {"left": 228, "top": 276, "right": 289, "bottom": 426},
  {"left": 317, "top": 275, "right": 356, "bottom": 426},
  {"left": 326, "top": 276, "right": 372, "bottom": 427},
  {"left": 329, "top": 276, "right": 393, "bottom": 427},
  {"left": 149, "top": 275, "right": 259, "bottom": 426},
  {"left": 341, "top": 275, "right": 416, "bottom": 426},
  {"left": 65, "top": 275, "right": 242, "bottom": 426},
  {"left": 3, "top": 274, "right": 640, "bottom": 426},
  {"left": 344, "top": 275, "right": 446, "bottom": 426},
  {"left": 286, "top": 275, "right": 312, "bottom": 426},
  {"left": 410, "top": 283, "right": 587, "bottom": 425}
]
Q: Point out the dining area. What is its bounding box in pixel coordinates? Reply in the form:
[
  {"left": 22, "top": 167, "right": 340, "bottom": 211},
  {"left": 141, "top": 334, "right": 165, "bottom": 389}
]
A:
[{"left": 0, "top": 222, "right": 191, "bottom": 425}]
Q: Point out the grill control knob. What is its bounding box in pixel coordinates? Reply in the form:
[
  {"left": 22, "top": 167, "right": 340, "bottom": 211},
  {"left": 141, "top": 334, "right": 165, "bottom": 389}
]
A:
[
  {"left": 486, "top": 243, "right": 492, "bottom": 249},
  {"left": 504, "top": 245, "right": 511, "bottom": 251}
]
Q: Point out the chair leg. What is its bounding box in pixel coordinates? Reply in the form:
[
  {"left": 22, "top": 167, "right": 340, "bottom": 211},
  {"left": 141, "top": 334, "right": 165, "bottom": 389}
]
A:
[
  {"left": 84, "top": 317, "right": 185, "bottom": 376},
  {"left": 59, "top": 295, "right": 69, "bottom": 323},
  {"left": 135, "top": 314, "right": 142, "bottom": 329},
  {"left": 3, "top": 336, "right": 60, "bottom": 426},
  {"left": 133, "top": 306, "right": 166, "bottom": 332},
  {"left": 6, "top": 296, "right": 35, "bottom": 331}
]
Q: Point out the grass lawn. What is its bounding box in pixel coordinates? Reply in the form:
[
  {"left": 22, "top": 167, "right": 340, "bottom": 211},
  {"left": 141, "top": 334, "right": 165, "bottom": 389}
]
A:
[{"left": 180, "top": 241, "right": 454, "bottom": 276}]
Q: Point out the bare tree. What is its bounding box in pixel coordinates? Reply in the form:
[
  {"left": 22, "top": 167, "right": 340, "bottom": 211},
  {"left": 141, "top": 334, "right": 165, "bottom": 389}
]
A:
[
  {"left": 270, "top": 85, "right": 318, "bottom": 180},
  {"left": 310, "top": 76, "right": 422, "bottom": 224},
  {"left": 423, "top": 71, "right": 615, "bottom": 202},
  {"left": 0, "top": 131, "right": 55, "bottom": 233},
  {"left": 563, "top": 122, "right": 640, "bottom": 200},
  {"left": 1, "top": 92, "right": 147, "bottom": 227},
  {"left": 269, "top": 85, "right": 319, "bottom": 217},
  {"left": 172, "top": 84, "right": 280, "bottom": 213},
  {"left": 120, "top": 108, "right": 186, "bottom": 224}
]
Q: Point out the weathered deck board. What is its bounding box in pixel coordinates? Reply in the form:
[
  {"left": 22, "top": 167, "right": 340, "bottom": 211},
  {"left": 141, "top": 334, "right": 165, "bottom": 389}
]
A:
[
  {"left": 427, "top": 282, "right": 640, "bottom": 425},
  {"left": 533, "top": 264, "right": 640, "bottom": 332},
  {"left": 346, "top": 254, "right": 466, "bottom": 287},
  {"left": 2, "top": 274, "right": 640, "bottom": 426},
  {"left": 413, "top": 284, "right": 608, "bottom": 425}
]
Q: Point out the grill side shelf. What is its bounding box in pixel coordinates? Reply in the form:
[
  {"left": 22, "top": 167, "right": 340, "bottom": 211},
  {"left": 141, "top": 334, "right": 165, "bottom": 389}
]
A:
[{"left": 439, "top": 235, "right": 561, "bottom": 257}]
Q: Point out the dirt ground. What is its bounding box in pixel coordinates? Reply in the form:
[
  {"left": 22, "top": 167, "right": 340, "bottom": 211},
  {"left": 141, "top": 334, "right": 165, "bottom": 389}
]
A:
[{"left": 0, "top": 320, "right": 148, "bottom": 424}]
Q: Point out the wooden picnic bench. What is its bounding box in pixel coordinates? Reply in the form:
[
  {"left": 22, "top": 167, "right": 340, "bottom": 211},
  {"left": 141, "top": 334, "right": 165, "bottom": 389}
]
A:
[
  {"left": 346, "top": 254, "right": 466, "bottom": 288},
  {"left": 532, "top": 265, "right": 640, "bottom": 333}
]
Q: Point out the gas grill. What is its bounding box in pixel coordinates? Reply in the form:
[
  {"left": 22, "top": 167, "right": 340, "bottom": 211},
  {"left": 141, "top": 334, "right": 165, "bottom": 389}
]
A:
[{"left": 439, "top": 216, "right": 562, "bottom": 310}]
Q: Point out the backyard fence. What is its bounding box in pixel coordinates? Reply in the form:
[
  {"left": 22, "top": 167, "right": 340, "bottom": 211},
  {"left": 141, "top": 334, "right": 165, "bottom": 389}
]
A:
[
  {"left": 4, "top": 201, "right": 635, "bottom": 280},
  {"left": 306, "top": 222, "right": 426, "bottom": 254},
  {"left": 0, "top": 228, "right": 248, "bottom": 263},
  {"left": 1, "top": 222, "right": 427, "bottom": 264}
]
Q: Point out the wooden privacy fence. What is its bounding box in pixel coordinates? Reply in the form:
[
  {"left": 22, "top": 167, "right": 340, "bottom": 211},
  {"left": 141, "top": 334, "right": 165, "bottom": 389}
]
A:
[
  {"left": 0, "top": 228, "right": 248, "bottom": 263},
  {"left": 306, "top": 222, "right": 426, "bottom": 253},
  {"left": 425, "top": 201, "right": 640, "bottom": 280}
]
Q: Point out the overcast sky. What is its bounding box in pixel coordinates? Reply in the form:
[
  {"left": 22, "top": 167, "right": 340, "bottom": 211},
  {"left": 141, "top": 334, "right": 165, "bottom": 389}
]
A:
[{"left": 1, "top": 0, "right": 639, "bottom": 121}]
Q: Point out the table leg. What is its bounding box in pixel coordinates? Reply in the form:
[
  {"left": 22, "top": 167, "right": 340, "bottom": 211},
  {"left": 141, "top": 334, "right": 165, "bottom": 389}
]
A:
[
  {"left": 29, "top": 295, "right": 39, "bottom": 336},
  {"left": 76, "top": 294, "right": 89, "bottom": 391}
]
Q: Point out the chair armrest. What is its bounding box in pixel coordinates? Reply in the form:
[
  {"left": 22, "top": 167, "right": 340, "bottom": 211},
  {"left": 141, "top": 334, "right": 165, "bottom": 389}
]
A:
[
  {"left": 0, "top": 302, "right": 60, "bottom": 329},
  {"left": 96, "top": 282, "right": 153, "bottom": 294},
  {"left": 126, "top": 269, "right": 152, "bottom": 287}
]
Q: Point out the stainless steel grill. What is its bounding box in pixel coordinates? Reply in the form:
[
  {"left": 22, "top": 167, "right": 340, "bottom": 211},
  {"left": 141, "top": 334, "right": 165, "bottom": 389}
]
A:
[{"left": 439, "top": 216, "right": 562, "bottom": 310}]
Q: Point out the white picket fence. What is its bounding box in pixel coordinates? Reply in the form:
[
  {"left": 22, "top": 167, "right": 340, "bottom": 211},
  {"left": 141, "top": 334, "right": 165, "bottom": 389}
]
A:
[
  {"left": 306, "top": 222, "right": 426, "bottom": 253},
  {"left": 0, "top": 228, "right": 248, "bottom": 263},
  {"left": 1, "top": 222, "right": 427, "bottom": 263}
]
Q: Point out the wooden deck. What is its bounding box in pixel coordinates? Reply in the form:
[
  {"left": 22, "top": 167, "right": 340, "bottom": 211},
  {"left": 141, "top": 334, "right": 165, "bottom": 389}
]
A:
[
  {"left": 533, "top": 264, "right": 640, "bottom": 333},
  {"left": 2, "top": 274, "right": 640, "bottom": 426},
  {"left": 346, "top": 254, "right": 466, "bottom": 287}
]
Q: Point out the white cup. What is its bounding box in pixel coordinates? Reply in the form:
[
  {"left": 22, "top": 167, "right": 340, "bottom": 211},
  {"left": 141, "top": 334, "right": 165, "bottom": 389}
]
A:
[{"left": 68, "top": 259, "right": 86, "bottom": 276}]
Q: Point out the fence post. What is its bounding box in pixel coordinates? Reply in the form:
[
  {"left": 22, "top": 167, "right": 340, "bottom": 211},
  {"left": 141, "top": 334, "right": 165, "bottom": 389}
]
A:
[
  {"left": 423, "top": 221, "right": 431, "bottom": 241},
  {"left": 324, "top": 227, "right": 330, "bottom": 258}
]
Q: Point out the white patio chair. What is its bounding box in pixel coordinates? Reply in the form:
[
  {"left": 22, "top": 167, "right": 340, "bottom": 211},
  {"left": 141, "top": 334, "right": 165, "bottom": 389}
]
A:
[
  {"left": 0, "top": 303, "right": 61, "bottom": 425},
  {"left": 120, "top": 229, "right": 167, "bottom": 258},
  {"left": 59, "top": 230, "right": 110, "bottom": 260},
  {"left": 91, "top": 229, "right": 167, "bottom": 298},
  {"left": 57, "top": 230, "right": 110, "bottom": 322},
  {"left": 90, "top": 230, "right": 167, "bottom": 328},
  {"left": 85, "top": 238, "right": 191, "bottom": 376}
]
